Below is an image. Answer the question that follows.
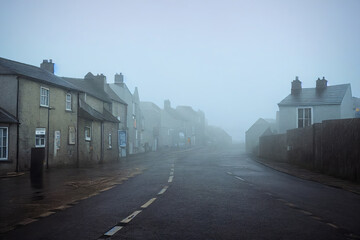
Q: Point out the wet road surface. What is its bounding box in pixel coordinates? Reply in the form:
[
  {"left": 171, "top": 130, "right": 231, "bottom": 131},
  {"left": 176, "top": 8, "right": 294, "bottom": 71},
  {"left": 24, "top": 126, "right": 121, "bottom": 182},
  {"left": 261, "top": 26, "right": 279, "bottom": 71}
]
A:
[{"left": 2, "top": 147, "right": 360, "bottom": 239}]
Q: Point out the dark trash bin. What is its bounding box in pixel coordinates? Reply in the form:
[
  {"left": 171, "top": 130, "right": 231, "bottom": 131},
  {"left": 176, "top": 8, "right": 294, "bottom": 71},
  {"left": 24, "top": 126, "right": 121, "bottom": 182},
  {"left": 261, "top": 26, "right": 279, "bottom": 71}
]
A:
[{"left": 30, "top": 147, "right": 45, "bottom": 178}]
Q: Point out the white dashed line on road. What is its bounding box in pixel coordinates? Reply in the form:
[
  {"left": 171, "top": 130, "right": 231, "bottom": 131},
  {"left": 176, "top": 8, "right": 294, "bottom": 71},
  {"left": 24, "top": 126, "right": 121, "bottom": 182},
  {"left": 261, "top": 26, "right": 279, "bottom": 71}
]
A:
[
  {"left": 168, "top": 176, "right": 174, "bottom": 182},
  {"left": 158, "top": 186, "right": 168, "bottom": 195},
  {"left": 170, "top": 171, "right": 174, "bottom": 176},
  {"left": 121, "top": 210, "right": 142, "bottom": 224},
  {"left": 104, "top": 226, "right": 123, "bottom": 236},
  {"left": 235, "top": 176, "right": 245, "bottom": 181},
  {"left": 141, "top": 198, "right": 157, "bottom": 209},
  {"left": 226, "top": 172, "right": 233, "bottom": 175}
]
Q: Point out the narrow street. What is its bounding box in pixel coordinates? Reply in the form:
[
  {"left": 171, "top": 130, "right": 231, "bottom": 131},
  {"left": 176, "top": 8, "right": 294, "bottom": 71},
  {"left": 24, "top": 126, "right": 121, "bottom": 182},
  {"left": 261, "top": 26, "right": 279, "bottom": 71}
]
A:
[{"left": 2, "top": 147, "right": 360, "bottom": 240}]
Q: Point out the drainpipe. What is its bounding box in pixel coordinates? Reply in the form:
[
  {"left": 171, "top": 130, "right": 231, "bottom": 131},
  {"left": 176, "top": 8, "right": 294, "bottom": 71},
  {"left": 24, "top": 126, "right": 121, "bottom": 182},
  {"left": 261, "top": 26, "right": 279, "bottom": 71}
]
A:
[
  {"left": 16, "top": 77, "right": 19, "bottom": 172},
  {"left": 76, "top": 93, "right": 80, "bottom": 168},
  {"left": 101, "top": 121, "right": 104, "bottom": 163}
]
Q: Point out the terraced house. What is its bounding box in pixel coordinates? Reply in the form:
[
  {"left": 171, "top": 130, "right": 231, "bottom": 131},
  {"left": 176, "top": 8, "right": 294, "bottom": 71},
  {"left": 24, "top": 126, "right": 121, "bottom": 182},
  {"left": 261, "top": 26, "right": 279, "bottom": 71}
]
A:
[
  {"left": 63, "top": 73, "right": 120, "bottom": 166},
  {"left": 0, "top": 58, "right": 79, "bottom": 174}
]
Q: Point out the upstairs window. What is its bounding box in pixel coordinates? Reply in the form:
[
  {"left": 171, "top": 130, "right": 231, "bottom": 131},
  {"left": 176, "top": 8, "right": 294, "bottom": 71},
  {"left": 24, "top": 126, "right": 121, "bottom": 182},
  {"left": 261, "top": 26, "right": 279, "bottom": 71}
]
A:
[
  {"left": 66, "top": 93, "right": 72, "bottom": 111},
  {"left": 0, "top": 127, "right": 8, "bottom": 160},
  {"left": 40, "top": 87, "right": 49, "bottom": 107},
  {"left": 297, "top": 107, "right": 312, "bottom": 128}
]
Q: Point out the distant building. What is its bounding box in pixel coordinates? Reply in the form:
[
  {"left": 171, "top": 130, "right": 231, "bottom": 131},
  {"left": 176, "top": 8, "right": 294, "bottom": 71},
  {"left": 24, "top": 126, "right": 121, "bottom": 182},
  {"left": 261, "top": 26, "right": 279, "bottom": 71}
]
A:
[
  {"left": 353, "top": 97, "right": 360, "bottom": 118},
  {"left": 140, "top": 102, "right": 161, "bottom": 151},
  {"left": 245, "top": 118, "right": 276, "bottom": 154},
  {"left": 109, "top": 74, "right": 144, "bottom": 155},
  {"left": 278, "top": 77, "right": 354, "bottom": 133},
  {"left": 206, "top": 125, "right": 232, "bottom": 146}
]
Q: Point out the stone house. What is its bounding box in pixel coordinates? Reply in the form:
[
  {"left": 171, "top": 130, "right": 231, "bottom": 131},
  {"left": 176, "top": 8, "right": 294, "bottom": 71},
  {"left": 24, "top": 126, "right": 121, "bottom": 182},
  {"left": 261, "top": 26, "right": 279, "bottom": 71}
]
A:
[
  {"left": 160, "top": 100, "right": 187, "bottom": 148},
  {"left": 175, "top": 106, "right": 206, "bottom": 146},
  {"left": 140, "top": 101, "right": 161, "bottom": 151},
  {"left": 277, "top": 77, "right": 354, "bottom": 133},
  {"left": 63, "top": 73, "right": 119, "bottom": 165},
  {"left": 109, "top": 73, "right": 144, "bottom": 155},
  {"left": 0, "top": 58, "right": 80, "bottom": 174},
  {"left": 105, "top": 84, "right": 128, "bottom": 157},
  {"left": 245, "top": 118, "right": 276, "bottom": 154}
]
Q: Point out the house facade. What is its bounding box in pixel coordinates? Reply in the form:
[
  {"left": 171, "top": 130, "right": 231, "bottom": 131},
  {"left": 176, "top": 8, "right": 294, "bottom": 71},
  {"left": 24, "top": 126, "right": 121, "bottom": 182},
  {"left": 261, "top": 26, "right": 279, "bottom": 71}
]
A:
[
  {"left": 109, "top": 73, "right": 144, "bottom": 155},
  {"left": 278, "top": 77, "right": 354, "bottom": 133},
  {"left": 105, "top": 84, "right": 128, "bottom": 157},
  {"left": 140, "top": 101, "right": 161, "bottom": 152},
  {"left": 0, "top": 58, "right": 79, "bottom": 174},
  {"left": 64, "top": 73, "right": 120, "bottom": 166}
]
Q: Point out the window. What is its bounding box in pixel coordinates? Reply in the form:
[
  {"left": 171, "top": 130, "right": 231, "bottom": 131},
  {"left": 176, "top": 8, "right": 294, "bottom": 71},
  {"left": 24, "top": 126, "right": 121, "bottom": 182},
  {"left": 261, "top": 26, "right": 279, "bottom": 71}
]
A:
[
  {"left": 85, "top": 126, "right": 91, "bottom": 141},
  {"left": 0, "top": 127, "right": 8, "bottom": 160},
  {"left": 40, "top": 87, "right": 49, "bottom": 107},
  {"left": 68, "top": 126, "right": 76, "bottom": 144},
  {"left": 66, "top": 93, "right": 72, "bottom": 111},
  {"left": 297, "top": 107, "right": 312, "bottom": 128},
  {"left": 108, "top": 133, "right": 112, "bottom": 149},
  {"left": 35, "top": 128, "right": 46, "bottom": 147}
]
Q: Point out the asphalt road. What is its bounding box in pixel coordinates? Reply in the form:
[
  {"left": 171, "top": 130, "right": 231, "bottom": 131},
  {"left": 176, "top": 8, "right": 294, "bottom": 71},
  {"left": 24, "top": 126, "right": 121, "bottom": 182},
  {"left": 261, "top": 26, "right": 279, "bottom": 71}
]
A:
[{"left": 2, "top": 146, "right": 360, "bottom": 240}]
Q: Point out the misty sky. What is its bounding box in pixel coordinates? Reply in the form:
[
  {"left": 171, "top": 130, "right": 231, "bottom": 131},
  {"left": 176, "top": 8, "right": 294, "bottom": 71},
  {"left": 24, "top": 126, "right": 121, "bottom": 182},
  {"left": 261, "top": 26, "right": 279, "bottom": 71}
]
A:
[{"left": 1, "top": 0, "right": 360, "bottom": 141}]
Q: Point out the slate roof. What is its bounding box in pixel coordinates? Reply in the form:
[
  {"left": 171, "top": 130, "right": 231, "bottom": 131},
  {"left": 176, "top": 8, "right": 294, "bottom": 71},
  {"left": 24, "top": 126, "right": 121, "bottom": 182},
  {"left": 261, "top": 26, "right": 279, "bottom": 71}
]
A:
[
  {"left": 0, "top": 108, "right": 18, "bottom": 123},
  {"left": 0, "top": 57, "right": 79, "bottom": 91},
  {"left": 105, "top": 84, "right": 127, "bottom": 105},
  {"left": 79, "top": 99, "right": 119, "bottom": 123},
  {"left": 63, "top": 76, "right": 112, "bottom": 103},
  {"left": 278, "top": 84, "right": 350, "bottom": 106}
]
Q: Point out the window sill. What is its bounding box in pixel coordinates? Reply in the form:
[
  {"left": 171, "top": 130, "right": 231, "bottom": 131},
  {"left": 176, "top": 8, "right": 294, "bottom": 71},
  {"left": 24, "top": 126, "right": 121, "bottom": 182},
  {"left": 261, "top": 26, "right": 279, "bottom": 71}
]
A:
[
  {"left": 0, "top": 160, "right": 13, "bottom": 164},
  {"left": 65, "top": 109, "right": 73, "bottom": 112}
]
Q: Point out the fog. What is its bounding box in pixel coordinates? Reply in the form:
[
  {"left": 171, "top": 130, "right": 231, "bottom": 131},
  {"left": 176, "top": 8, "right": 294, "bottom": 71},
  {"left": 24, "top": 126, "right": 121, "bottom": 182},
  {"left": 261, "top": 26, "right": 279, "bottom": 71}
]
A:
[{"left": 1, "top": 0, "right": 360, "bottom": 141}]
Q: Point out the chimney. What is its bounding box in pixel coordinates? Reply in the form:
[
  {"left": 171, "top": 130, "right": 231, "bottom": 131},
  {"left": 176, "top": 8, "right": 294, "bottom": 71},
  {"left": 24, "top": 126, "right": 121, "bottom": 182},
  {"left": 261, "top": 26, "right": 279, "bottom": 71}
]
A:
[
  {"left": 114, "top": 73, "right": 124, "bottom": 84},
  {"left": 84, "top": 72, "right": 106, "bottom": 91},
  {"left": 164, "top": 100, "right": 171, "bottom": 110},
  {"left": 94, "top": 74, "right": 106, "bottom": 91},
  {"left": 316, "top": 76, "right": 328, "bottom": 90},
  {"left": 291, "top": 76, "right": 302, "bottom": 95},
  {"left": 40, "top": 59, "right": 54, "bottom": 74}
]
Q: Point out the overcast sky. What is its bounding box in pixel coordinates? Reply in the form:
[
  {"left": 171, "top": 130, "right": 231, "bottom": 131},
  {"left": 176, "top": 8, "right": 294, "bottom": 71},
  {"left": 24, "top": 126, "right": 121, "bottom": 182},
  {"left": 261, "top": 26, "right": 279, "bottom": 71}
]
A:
[{"left": 1, "top": 0, "right": 359, "bottom": 141}]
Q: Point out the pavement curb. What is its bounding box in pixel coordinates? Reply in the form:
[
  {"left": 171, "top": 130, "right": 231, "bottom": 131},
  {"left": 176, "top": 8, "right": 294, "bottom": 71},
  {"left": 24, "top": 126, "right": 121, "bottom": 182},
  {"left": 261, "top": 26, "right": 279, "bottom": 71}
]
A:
[{"left": 253, "top": 158, "right": 360, "bottom": 196}]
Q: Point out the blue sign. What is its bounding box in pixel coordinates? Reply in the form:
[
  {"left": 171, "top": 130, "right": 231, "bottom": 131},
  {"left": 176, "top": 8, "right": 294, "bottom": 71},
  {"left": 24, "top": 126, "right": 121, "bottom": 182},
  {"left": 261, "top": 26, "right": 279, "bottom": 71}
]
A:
[{"left": 118, "top": 130, "right": 127, "bottom": 147}]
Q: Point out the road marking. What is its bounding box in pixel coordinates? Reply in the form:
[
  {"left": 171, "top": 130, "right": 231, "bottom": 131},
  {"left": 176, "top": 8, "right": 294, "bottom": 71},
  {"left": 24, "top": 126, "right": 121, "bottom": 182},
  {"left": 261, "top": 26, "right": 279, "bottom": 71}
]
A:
[
  {"left": 235, "top": 176, "right": 245, "bottom": 181},
  {"left": 171, "top": 168, "right": 174, "bottom": 171},
  {"left": 285, "top": 202, "right": 297, "bottom": 208},
  {"left": 104, "top": 226, "right": 123, "bottom": 236},
  {"left": 226, "top": 172, "right": 233, "bottom": 175},
  {"left": 158, "top": 186, "right": 168, "bottom": 195},
  {"left": 170, "top": 171, "right": 174, "bottom": 176},
  {"left": 299, "top": 210, "right": 312, "bottom": 215},
  {"left": 18, "top": 218, "right": 38, "bottom": 226},
  {"left": 141, "top": 198, "right": 157, "bottom": 208},
  {"left": 168, "top": 176, "right": 174, "bottom": 182},
  {"left": 121, "top": 210, "right": 142, "bottom": 224},
  {"left": 99, "top": 186, "right": 114, "bottom": 192},
  {"left": 327, "top": 223, "right": 339, "bottom": 229},
  {"left": 265, "top": 192, "right": 273, "bottom": 196},
  {"left": 38, "top": 211, "right": 55, "bottom": 218}
]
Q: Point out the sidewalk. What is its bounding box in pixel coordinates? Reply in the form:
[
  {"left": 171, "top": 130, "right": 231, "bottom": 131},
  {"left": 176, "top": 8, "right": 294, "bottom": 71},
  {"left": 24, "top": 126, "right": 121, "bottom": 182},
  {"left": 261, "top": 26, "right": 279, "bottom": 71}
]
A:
[
  {"left": 254, "top": 156, "right": 360, "bottom": 195},
  {"left": 0, "top": 151, "right": 163, "bottom": 234}
]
